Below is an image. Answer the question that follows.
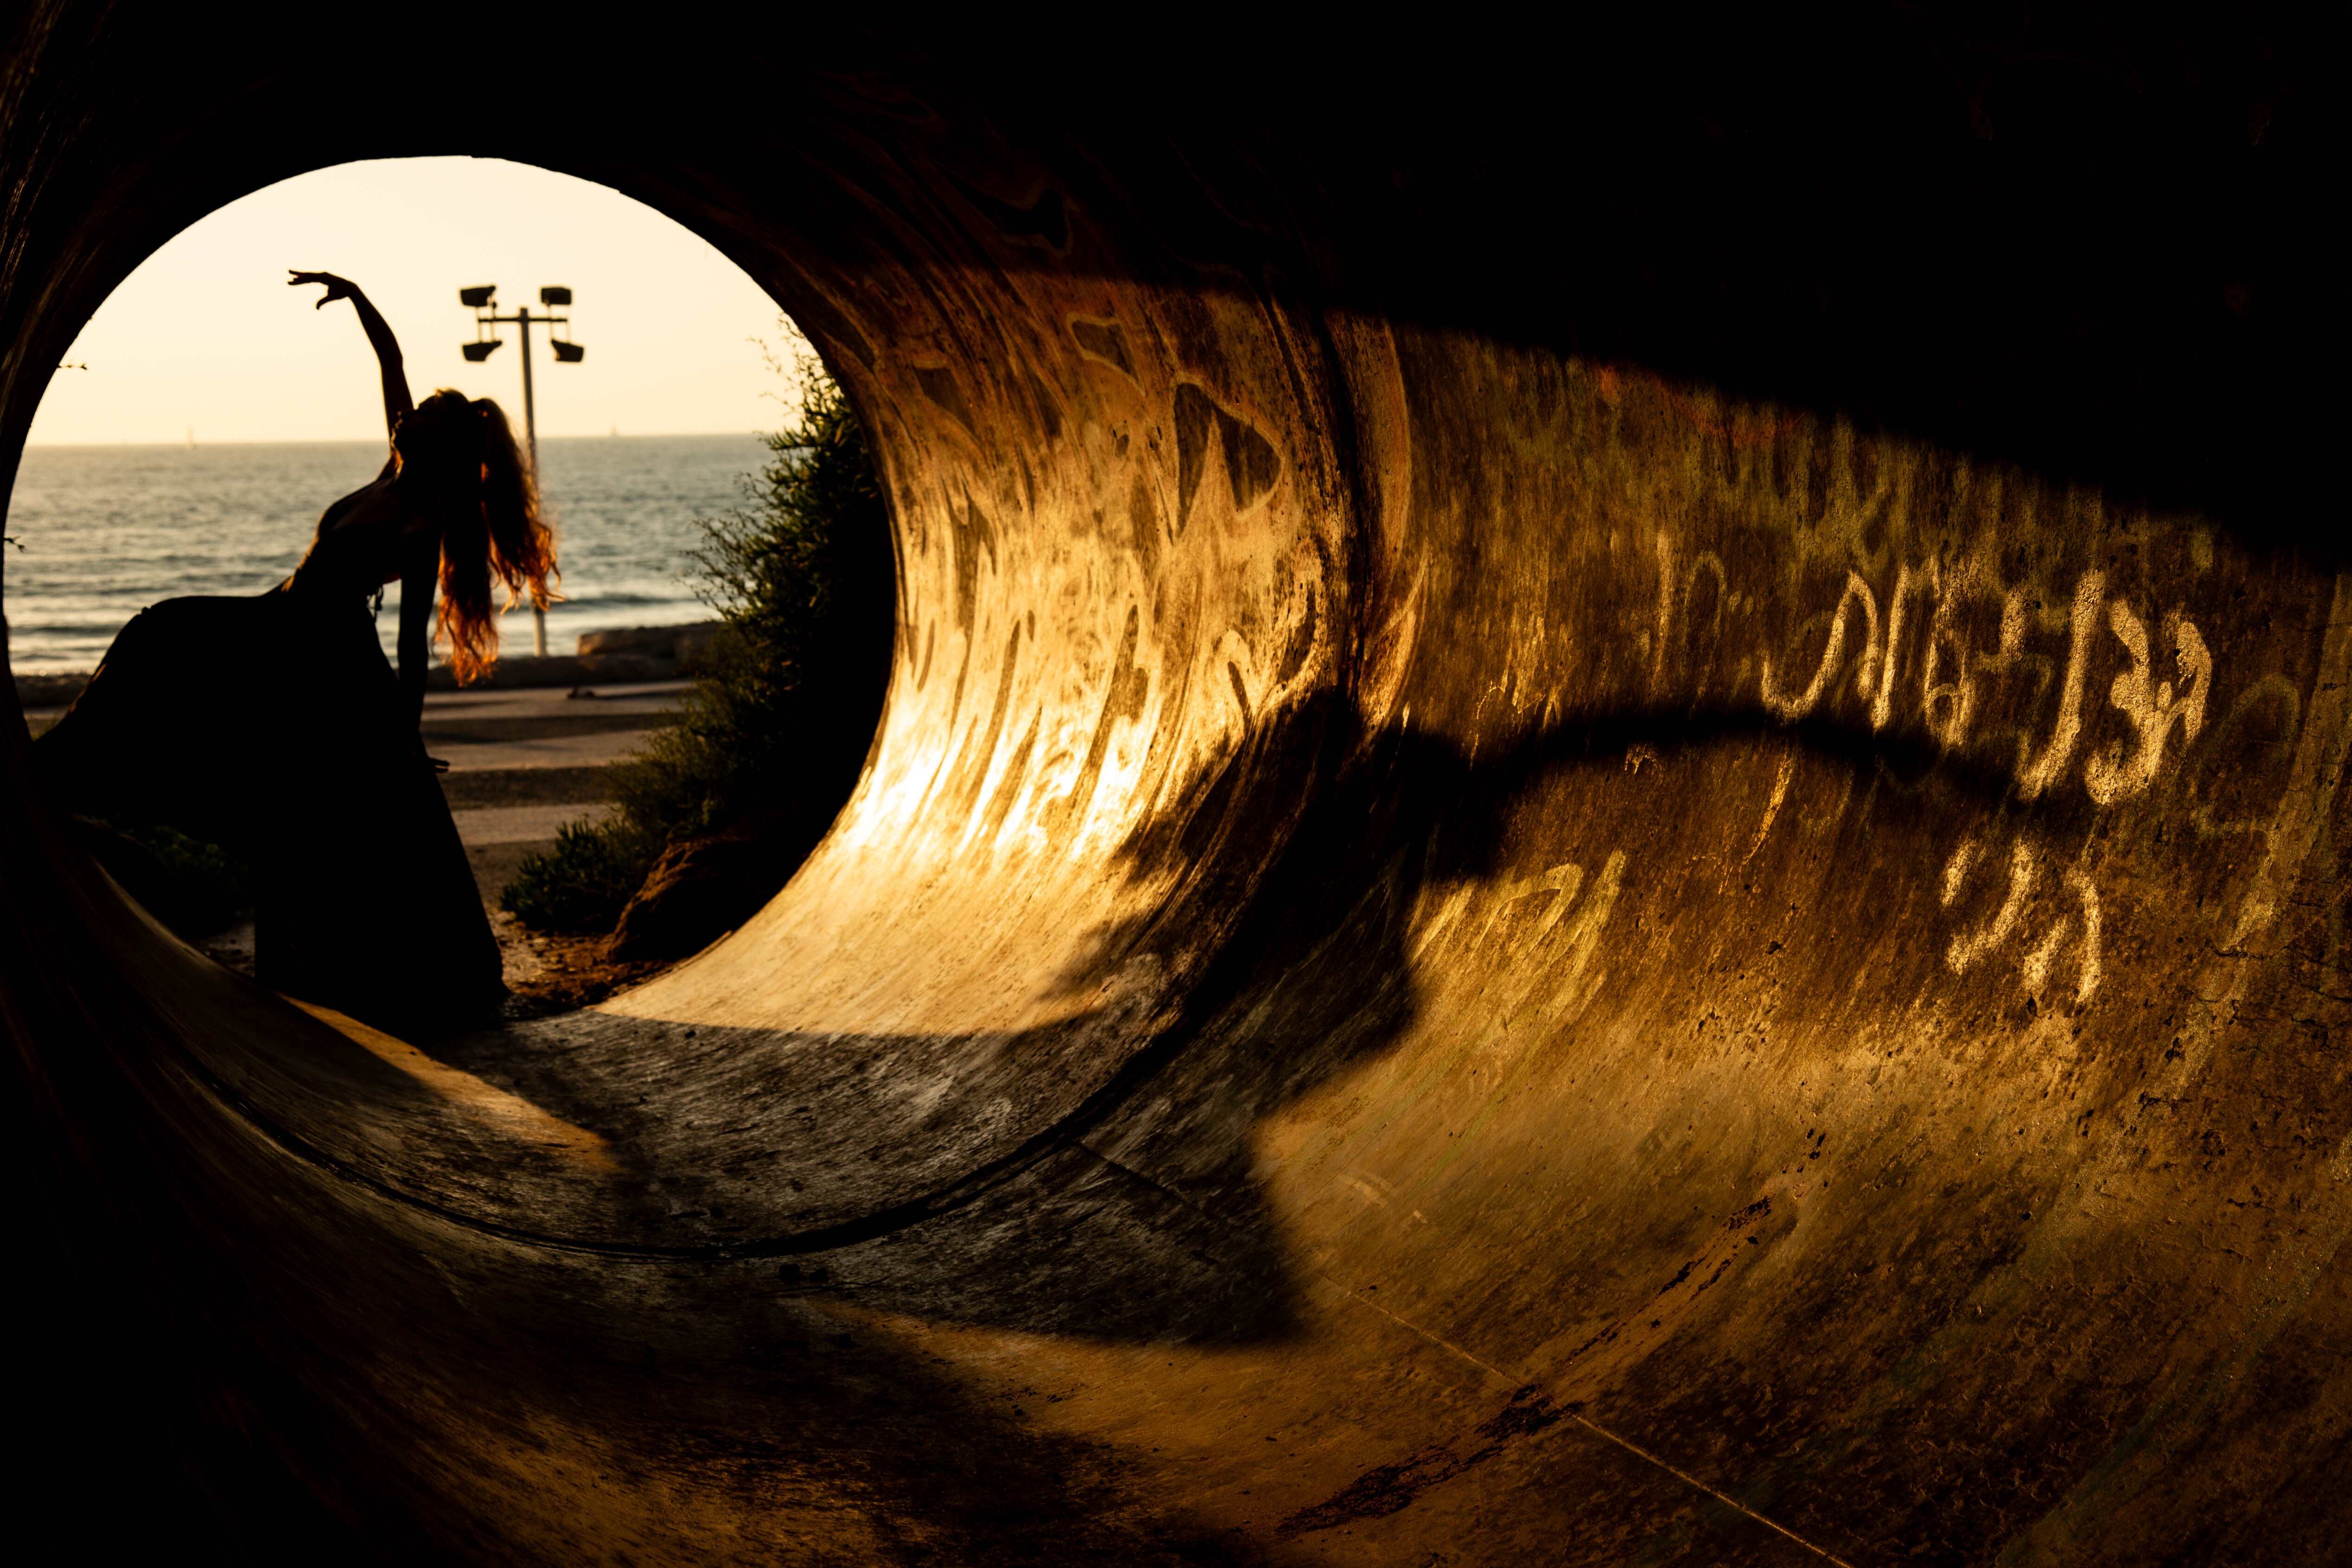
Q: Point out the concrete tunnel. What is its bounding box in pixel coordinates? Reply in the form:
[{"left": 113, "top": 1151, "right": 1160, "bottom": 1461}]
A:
[{"left": 3, "top": 12, "right": 2346, "bottom": 1564}]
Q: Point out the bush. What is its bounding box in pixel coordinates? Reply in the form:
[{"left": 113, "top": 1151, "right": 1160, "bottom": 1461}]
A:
[
  {"left": 495, "top": 817, "right": 660, "bottom": 934},
  {"left": 75, "top": 816, "right": 253, "bottom": 938},
  {"left": 500, "top": 349, "right": 892, "bottom": 935}
]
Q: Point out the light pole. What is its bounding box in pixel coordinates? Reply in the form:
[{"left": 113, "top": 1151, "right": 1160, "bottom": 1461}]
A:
[{"left": 459, "top": 284, "right": 585, "bottom": 656}]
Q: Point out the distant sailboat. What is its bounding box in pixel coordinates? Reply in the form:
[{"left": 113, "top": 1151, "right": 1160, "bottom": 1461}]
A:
[{"left": 185, "top": 425, "right": 195, "bottom": 448}]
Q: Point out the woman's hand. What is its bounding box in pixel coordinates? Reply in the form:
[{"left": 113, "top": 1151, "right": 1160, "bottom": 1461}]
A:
[
  {"left": 288, "top": 270, "right": 356, "bottom": 308},
  {"left": 293, "top": 270, "right": 411, "bottom": 434}
]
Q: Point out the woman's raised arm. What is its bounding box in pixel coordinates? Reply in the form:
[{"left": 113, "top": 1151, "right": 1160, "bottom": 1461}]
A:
[{"left": 290, "top": 271, "right": 414, "bottom": 441}]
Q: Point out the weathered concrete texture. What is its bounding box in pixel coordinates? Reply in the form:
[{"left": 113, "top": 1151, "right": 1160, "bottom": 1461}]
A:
[{"left": 3, "top": 12, "right": 2346, "bottom": 1566}]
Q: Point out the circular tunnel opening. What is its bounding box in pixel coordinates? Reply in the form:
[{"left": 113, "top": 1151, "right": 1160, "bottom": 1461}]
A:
[{"left": 9, "top": 155, "right": 896, "bottom": 1023}]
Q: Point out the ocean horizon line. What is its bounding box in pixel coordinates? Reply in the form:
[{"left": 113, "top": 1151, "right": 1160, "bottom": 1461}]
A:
[
  {"left": 9, "top": 429, "right": 755, "bottom": 673},
  {"left": 23, "top": 429, "right": 766, "bottom": 451}
]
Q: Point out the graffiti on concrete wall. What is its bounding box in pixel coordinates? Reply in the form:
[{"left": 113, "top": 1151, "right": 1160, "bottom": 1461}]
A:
[
  {"left": 1939, "top": 836, "right": 2103, "bottom": 1004},
  {"left": 1655, "top": 537, "right": 2218, "bottom": 1005},
  {"left": 1744, "top": 558, "right": 2212, "bottom": 808}
]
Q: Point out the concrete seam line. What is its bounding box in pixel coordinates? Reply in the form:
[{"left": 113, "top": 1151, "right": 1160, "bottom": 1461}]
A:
[
  {"left": 1338, "top": 1279, "right": 1856, "bottom": 1565},
  {"left": 1565, "top": 1414, "right": 1859, "bottom": 1568},
  {"left": 1086, "top": 1136, "right": 1862, "bottom": 1564}
]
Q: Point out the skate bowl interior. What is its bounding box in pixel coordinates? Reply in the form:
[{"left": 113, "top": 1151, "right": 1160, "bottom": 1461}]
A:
[{"left": 4, "top": 13, "right": 2347, "bottom": 1565}]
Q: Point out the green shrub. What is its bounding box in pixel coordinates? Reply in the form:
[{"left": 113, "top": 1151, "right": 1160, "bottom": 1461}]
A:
[
  {"left": 500, "top": 348, "right": 892, "bottom": 935},
  {"left": 497, "top": 817, "right": 661, "bottom": 934}
]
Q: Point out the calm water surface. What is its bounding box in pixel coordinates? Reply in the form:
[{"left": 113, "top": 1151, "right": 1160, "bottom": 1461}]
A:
[{"left": 4, "top": 433, "right": 767, "bottom": 671}]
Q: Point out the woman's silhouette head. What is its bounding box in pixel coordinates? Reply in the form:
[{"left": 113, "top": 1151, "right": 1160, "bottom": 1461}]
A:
[{"left": 394, "top": 389, "right": 558, "bottom": 682}]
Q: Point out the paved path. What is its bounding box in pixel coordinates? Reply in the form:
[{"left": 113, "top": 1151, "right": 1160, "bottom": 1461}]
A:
[
  {"left": 419, "top": 681, "right": 684, "bottom": 908},
  {"left": 446, "top": 801, "right": 620, "bottom": 845},
  {"left": 422, "top": 681, "right": 688, "bottom": 777}
]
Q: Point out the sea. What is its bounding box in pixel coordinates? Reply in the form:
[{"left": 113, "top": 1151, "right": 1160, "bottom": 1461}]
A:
[{"left": 2, "top": 432, "right": 771, "bottom": 673}]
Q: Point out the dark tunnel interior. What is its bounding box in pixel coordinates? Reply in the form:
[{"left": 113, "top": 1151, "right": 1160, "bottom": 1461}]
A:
[{"left": 4, "top": 10, "right": 2348, "bottom": 1564}]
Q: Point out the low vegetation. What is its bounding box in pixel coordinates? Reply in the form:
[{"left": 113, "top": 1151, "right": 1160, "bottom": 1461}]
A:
[
  {"left": 69, "top": 815, "right": 253, "bottom": 939},
  {"left": 500, "top": 352, "right": 891, "bottom": 939}
]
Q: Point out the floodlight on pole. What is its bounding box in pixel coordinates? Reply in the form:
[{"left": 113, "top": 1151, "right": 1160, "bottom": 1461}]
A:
[{"left": 457, "top": 282, "right": 585, "bottom": 657}]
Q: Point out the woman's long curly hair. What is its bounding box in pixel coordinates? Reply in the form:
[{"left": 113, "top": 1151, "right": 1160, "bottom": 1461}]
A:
[{"left": 394, "top": 390, "right": 558, "bottom": 683}]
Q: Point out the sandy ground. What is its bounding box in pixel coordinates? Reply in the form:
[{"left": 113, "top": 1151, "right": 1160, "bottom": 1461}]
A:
[{"left": 22, "top": 677, "right": 690, "bottom": 1014}]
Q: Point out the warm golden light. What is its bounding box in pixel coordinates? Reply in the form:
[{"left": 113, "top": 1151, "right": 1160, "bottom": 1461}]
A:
[{"left": 28, "top": 157, "right": 802, "bottom": 445}]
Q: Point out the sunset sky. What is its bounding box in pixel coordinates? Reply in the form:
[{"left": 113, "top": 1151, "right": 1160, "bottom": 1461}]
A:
[{"left": 28, "top": 157, "right": 804, "bottom": 445}]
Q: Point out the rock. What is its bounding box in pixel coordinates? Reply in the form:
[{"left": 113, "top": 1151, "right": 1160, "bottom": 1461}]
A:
[
  {"left": 575, "top": 621, "right": 723, "bottom": 665},
  {"left": 576, "top": 624, "right": 678, "bottom": 658},
  {"left": 609, "top": 807, "right": 797, "bottom": 961}
]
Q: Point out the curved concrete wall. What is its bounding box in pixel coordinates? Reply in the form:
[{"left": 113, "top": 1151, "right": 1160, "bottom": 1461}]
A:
[{"left": 4, "top": 13, "right": 2344, "bottom": 1564}]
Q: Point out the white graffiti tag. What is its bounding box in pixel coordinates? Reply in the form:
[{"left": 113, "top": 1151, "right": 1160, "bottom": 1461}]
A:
[
  {"left": 2084, "top": 601, "right": 2211, "bottom": 805},
  {"left": 1725, "top": 551, "right": 2213, "bottom": 807},
  {"left": 2014, "top": 572, "right": 2106, "bottom": 799},
  {"left": 1940, "top": 836, "right": 2101, "bottom": 1003},
  {"left": 1760, "top": 571, "right": 1879, "bottom": 721}
]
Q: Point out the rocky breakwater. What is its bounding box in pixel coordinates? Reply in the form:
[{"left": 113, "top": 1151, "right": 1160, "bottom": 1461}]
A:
[{"left": 424, "top": 620, "right": 722, "bottom": 691}]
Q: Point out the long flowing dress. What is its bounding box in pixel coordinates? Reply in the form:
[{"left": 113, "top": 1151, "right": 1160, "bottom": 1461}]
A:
[{"left": 34, "top": 486, "right": 506, "bottom": 1035}]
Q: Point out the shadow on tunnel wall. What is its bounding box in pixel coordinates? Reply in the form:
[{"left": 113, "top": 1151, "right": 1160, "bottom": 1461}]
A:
[{"left": 486, "top": 680, "right": 2113, "bottom": 1349}]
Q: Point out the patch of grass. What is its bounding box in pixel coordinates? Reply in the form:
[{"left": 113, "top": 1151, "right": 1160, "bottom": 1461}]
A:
[{"left": 500, "top": 347, "right": 891, "bottom": 935}]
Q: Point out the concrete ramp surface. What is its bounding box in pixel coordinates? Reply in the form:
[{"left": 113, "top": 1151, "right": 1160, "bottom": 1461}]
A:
[{"left": 3, "top": 14, "right": 2346, "bottom": 1564}]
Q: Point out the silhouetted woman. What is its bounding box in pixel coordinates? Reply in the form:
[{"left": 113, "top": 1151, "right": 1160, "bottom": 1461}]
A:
[{"left": 37, "top": 270, "right": 555, "bottom": 1032}]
